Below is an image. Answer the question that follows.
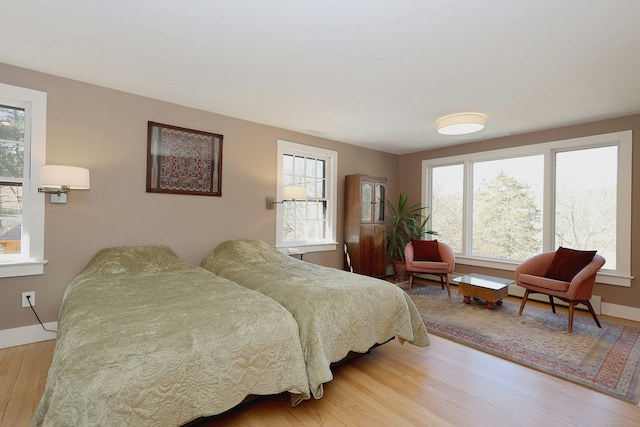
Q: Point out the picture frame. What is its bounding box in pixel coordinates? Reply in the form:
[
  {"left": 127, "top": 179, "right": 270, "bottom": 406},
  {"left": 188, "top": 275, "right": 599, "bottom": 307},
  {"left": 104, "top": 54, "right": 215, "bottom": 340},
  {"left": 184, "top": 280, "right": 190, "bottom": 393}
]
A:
[{"left": 146, "top": 121, "right": 223, "bottom": 196}]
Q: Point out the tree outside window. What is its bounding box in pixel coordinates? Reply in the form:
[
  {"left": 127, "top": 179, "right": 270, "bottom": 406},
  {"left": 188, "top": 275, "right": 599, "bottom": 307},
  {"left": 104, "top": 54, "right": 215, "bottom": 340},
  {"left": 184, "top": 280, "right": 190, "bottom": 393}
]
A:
[
  {"left": 555, "top": 146, "right": 617, "bottom": 268},
  {"left": 472, "top": 170, "right": 542, "bottom": 260},
  {"left": 0, "top": 105, "right": 25, "bottom": 254}
]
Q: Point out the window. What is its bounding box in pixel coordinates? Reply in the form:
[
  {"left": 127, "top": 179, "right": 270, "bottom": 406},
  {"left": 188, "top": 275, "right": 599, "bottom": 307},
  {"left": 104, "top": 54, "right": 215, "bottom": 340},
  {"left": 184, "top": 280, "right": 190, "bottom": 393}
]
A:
[
  {"left": 0, "top": 83, "right": 46, "bottom": 277},
  {"left": 554, "top": 146, "right": 618, "bottom": 269},
  {"left": 424, "top": 131, "right": 632, "bottom": 286},
  {"left": 471, "top": 155, "right": 544, "bottom": 260},
  {"left": 430, "top": 164, "right": 464, "bottom": 253},
  {"left": 0, "top": 105, "right": 25, "bottom": 255},
  {"left": 276, "top": 140, "right": 337, "bottom": 252}
]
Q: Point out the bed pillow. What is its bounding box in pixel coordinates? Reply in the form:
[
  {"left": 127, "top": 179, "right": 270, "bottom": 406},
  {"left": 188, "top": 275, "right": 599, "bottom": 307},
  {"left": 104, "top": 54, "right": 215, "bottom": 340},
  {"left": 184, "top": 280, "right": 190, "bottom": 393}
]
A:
[
  {"left": 411, "top": 239, "right": 442, "bottom": 262},
  {"left": 544, "top": 246, "right": 597, "bottom": 282},
  {"left": 81, "top": 245, "right": 193, "bottom": 276}
]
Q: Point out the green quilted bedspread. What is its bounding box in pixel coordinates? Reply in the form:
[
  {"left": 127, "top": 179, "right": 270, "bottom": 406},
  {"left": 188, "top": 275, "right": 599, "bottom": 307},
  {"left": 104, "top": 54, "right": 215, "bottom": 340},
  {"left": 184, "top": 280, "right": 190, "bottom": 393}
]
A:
[
  {"left": 32, "top": 245, "right": 310, "bottom": 427},
  {"left": 201, "top": 239, "right": 430, "bottom": 399}
]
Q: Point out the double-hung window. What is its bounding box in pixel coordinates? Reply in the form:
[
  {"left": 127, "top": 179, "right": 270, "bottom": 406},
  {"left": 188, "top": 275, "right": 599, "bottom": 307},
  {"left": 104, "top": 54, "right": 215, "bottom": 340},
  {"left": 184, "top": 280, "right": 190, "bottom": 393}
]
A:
[
  {"left": 275, "top": 140, "right": 338, "bottom": 252},
  {"left": 424, "top": 131, "right": 632, "bottom": 286},
  {"left": 0, "top": 83, "right": 46, "bottom": 277}
]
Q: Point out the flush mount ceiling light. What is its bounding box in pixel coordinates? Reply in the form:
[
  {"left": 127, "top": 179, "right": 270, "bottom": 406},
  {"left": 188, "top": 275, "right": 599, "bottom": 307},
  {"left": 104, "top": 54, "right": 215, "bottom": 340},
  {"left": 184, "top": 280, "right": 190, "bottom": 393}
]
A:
[{"left": 437, "top": 112, "right": 486, "bottom": 135}]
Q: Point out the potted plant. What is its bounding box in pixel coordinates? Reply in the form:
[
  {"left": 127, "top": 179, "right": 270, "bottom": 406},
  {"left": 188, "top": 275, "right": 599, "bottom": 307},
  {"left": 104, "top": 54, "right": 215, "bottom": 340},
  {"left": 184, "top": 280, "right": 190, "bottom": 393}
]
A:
[{"left": 386, "top": 192, "right": 437, "bottom": 278}]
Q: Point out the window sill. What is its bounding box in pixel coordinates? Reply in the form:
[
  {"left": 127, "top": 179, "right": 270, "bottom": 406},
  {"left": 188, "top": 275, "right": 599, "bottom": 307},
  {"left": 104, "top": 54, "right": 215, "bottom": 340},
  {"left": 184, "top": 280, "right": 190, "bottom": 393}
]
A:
[
  {"left": 0, "top": 260, "right": 48, "bottom": 278},
  {"left": 276, "top": 242, "right": 338, "bottom": 254},
  {"left": 456, "top": 256, "right": 631, "bottom": 287}
]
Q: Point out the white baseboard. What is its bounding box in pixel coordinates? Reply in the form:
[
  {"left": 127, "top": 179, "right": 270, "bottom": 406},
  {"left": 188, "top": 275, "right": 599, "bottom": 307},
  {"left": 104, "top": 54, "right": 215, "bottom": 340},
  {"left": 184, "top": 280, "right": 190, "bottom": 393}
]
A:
[
  {"left": 0, "top": 322, "right": 57, "bottom": 349},
  {"left": 602, "top": 302, "right": 640, "bottom": 323}
]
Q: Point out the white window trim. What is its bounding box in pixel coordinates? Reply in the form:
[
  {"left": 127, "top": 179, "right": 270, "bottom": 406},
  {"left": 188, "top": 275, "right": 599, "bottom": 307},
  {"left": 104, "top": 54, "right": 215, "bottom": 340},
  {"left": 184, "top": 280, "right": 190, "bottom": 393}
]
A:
[
  {"left": 0, "top": 83, "right": 47, "bottom": 277},
  {"left": 422, "top": 130, "right": 632, "bottom": 287},
  {"left": 275, "top": 140, "right": 338, "bottom": 253}
]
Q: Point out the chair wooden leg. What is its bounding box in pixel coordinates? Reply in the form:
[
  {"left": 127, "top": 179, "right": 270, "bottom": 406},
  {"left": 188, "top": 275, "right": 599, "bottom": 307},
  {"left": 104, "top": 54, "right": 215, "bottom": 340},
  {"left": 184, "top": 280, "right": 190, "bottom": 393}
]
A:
[
  {"left": 549, "top": 295, "right": 556, "bottom": 313},
  {"left": 568, "top": 303, "right": 575, "bottom": 333},
  {"left": 439, "top": 276, "right": 445, "bottom": 290},
  {"left": 584, "top": 300, "right": 602, "bottom": 329},
  {"left": 408, "top": 274, "right": 414, "bottom": 294},
  {"left": 519, "top": 289, "right": 530, "bottom": 315},
  {"left": 444, "top": 274, "right": 451, "bottom": 299}
]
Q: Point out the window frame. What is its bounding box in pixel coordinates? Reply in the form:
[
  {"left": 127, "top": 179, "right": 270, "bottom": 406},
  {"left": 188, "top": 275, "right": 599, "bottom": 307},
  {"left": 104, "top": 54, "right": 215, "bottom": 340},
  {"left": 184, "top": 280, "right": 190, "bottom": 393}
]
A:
[
  {"left": 0, "top": 83, "right": 46, "bottom": 278},
  {"left": 275, "top": 140, "right": 338, "bottom": 253},
  {"left": 422, "top": 130, "right": 632, "bottom": 287}
]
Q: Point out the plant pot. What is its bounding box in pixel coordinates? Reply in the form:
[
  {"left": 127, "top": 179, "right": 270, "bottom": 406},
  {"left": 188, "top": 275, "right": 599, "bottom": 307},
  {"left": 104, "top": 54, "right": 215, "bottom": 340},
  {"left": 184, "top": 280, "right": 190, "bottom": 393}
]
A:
[{"left": 392, "top": 259, "right": 409, "bottom": 279}]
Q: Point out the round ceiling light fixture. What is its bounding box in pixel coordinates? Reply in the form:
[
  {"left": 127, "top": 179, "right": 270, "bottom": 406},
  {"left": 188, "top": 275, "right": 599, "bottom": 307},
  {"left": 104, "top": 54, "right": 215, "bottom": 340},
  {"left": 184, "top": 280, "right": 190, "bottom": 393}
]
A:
[{"left": 436, "top": 112, "right": 486, "bottom": 135}]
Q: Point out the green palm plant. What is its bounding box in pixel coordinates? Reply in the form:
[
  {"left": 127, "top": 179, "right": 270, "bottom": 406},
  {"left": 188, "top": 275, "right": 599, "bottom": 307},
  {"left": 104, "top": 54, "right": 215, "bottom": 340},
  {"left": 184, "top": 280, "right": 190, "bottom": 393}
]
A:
[{"left": 386, "top": 192, "right": 437, "bottom": 262}]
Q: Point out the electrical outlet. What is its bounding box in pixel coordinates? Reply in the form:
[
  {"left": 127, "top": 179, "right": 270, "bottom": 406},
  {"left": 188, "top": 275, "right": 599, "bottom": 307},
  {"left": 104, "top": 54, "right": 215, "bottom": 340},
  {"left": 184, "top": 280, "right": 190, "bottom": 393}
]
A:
[{"left": 22, "top": 291, "right": 35, "bottom": 308}]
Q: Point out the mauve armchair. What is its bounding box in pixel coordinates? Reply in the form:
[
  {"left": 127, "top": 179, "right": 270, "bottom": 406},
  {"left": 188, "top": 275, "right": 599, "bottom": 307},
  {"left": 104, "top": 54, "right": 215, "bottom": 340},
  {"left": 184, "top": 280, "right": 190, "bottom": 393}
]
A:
[
  {"left": 516, "top": 250, "right": 605, "bottom": 333},
  {"left": 405, "top": 241, "right": 455, "bottom": 297}
]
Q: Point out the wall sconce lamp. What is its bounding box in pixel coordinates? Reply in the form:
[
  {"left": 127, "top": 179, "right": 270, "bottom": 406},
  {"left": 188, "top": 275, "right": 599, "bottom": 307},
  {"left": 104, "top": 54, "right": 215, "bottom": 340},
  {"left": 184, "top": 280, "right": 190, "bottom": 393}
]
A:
[
  {"left": 266, "top": 185, "right": 307, "bottom": 210},
  {"left": 38, "top": 165, "right": 91, "bottom": 204}
]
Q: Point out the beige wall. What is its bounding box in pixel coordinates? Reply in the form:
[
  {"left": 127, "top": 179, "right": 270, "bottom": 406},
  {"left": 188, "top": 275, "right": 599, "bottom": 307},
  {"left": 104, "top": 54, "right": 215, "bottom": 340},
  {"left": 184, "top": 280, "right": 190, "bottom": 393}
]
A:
[
  {"left": 0, "top": 63, "right": 399, "bottom": 331},
  {"left": 398, "top": 114, "right": 640, "bottom": 308},
  {"left": 2, "top": 60, "right": 637, "bottom": 333}
]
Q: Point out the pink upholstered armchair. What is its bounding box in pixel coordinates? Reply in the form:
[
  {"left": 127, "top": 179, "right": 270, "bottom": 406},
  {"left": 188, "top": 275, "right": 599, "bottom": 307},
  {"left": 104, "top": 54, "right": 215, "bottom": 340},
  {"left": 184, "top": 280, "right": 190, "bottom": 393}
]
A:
[
  {"left": 404, "top": 240, "right": 455, "bottom": 297},
  {"left": 516, "top": 249, "right": 605, "bottom": 333}
]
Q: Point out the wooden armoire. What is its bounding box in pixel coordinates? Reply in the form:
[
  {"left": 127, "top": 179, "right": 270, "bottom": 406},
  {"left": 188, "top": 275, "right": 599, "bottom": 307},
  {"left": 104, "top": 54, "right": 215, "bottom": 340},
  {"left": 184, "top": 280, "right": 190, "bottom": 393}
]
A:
[{"left": 344, "top": 174, "right": 387, "bottom": 278}]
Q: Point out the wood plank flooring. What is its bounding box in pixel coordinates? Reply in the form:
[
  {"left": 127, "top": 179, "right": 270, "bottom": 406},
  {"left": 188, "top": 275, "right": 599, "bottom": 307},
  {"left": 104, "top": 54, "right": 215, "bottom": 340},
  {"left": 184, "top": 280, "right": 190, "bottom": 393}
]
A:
[
  {"left": 204, "top": 334, "right": 640, "bottom": 427},
  {"left": 3, "top": 293, "right": 640, "bottom": 426},
  {"left": 1, "top": 340, "right": 54, "bottom": 427}
]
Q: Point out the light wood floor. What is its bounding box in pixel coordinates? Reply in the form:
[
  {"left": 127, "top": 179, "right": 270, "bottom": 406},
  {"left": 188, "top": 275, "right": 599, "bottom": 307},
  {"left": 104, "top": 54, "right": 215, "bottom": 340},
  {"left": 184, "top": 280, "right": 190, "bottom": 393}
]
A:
[{"left": 3, "top": 291, "right": 640, "bottom": 426}]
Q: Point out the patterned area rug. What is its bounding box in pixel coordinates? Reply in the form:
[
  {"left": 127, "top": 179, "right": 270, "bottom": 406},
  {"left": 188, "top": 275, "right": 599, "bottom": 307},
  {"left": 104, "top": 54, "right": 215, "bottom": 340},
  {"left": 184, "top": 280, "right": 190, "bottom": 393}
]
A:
[{"left": 401, "top": 280, "right": 640, "bottom": 404}]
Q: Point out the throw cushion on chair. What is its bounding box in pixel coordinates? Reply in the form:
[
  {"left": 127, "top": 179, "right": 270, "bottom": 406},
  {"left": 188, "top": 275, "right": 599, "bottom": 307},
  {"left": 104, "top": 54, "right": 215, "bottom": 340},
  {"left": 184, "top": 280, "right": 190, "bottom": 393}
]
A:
[
  {"left": 545, "top": 246, "right": 597, "bottom": 282},
  {"left": 411, "top": 239, "right": 442, "bottom": 261}
]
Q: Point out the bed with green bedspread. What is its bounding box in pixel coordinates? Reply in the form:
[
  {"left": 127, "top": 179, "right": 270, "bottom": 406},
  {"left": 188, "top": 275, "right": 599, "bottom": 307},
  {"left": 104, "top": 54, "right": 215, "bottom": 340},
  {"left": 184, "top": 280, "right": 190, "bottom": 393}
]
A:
[
  {"left": 32, "top": 245, "right": 310, "bottom": 427},
  {"left": 201, "top": 239, "right": 430, "bottom": 399}
]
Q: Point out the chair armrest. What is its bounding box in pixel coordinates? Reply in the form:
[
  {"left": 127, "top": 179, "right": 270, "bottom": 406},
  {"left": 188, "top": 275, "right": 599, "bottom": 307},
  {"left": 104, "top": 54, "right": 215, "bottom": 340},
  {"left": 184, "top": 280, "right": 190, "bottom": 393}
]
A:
[
  {"left": 438, "top": 242, "right": 456, "bottom": 273},
  {"left": 570, "top": 255, "right": 605, "bottom": 284},
  {"left": 404, "top": 242, "right": 415, "bottom": 267}
]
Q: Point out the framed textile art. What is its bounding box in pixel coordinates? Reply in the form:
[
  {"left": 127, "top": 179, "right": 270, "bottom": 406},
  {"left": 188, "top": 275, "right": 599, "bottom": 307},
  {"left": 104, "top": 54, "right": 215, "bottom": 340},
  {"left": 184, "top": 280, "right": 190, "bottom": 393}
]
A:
[{"left": 146, "top": 121, "right": 223, "bottom": 196}]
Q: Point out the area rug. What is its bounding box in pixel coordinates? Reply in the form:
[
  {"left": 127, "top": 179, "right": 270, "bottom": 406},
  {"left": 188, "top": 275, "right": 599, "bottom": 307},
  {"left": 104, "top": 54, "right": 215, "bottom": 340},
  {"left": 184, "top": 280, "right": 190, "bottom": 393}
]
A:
[{"left": 401, "top": 281, "right": 640, "bottom": 404}]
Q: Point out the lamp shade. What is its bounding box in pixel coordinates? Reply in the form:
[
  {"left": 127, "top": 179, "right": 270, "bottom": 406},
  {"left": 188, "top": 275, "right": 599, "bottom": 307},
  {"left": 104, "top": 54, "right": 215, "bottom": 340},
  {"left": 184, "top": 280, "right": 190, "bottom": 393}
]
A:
[
  {"left": 39, "top": 165, "right": 91, "bottom": 189},
  {"left": 282, "top": 185, "right": 307, "bottom": 200},
  {"left": 437, "top": 112, "right": 486, "bottom": 135}
]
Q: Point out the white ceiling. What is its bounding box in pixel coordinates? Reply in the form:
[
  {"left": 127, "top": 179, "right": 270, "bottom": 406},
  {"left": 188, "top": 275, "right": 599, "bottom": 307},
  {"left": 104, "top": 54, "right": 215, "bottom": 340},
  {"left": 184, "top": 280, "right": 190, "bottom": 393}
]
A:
[{"left": 3, "top": 1, "right": 640, "bottom": 154}]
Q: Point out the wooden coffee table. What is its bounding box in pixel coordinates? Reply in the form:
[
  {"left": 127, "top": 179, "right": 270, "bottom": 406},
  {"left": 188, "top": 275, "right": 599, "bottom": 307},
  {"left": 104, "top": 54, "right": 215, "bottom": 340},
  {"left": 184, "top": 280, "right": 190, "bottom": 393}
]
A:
[{"left": 452, "top": 273, "right": 515, "bottom": 310}]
